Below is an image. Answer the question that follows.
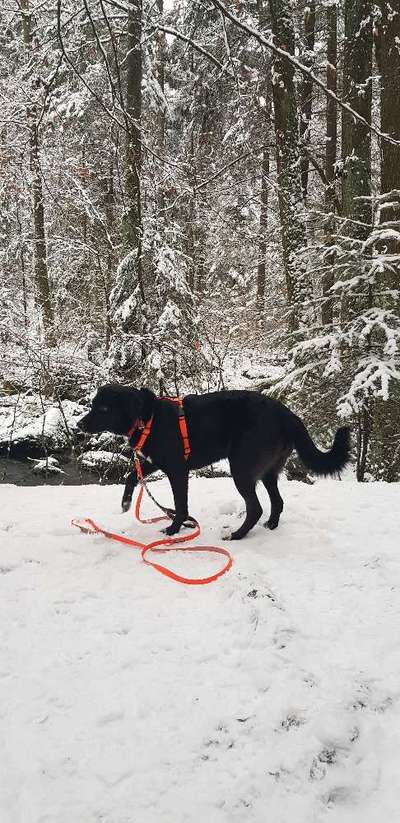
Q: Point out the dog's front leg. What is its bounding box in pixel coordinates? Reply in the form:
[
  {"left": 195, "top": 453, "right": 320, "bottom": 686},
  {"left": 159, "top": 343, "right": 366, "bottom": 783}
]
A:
[
  {"left": 121, "top": 461, "right": 157, "bottom": 512},
  {"left": 163, "top": 469, "right": 189, "bottom": 535}
]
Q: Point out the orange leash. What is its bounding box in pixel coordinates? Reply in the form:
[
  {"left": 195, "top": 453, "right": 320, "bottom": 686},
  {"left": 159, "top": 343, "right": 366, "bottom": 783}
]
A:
[{"left": 72, "top": 461, "right": 233, "bottom": 585}]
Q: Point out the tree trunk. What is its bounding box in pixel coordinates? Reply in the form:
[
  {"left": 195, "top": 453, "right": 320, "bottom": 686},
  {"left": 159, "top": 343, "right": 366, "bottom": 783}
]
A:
[
  {"left": 16, "top": 205, "right": 28, "bottom": 331},
  {"left": 124, "top": 0, "right": 144, "bottom": 301},
  {"left": 375, "top": 1, "right": 400, "bottom": 209},
  {"left": 185, "top": 48, "right": 206, "bottom": 294},
  {"left": 341, "top": 0, "right": 372, "bottom": 236},
  {"left": 79, "top": 144, "right": 90, "bottom": 324},
  {"left": 156, "top": 0, "right": 167, "bottom": 214},
  {"left": 371, "top": 1, "right": 400, "bottom": 481},
  {"left": 300, "top": 0, "right": 316, "bottom": 200},
  {"left": 321, "top": 2, "right": 337, "bottom": 326},
  {"left": 257, "top": 140, "right": 270, "bottom": 305},
  {"left": 186, "top": 118, "right": 197, "bottom": 292},
  {"left": 268, "top": 0, "right": 310, "bottom": 332},
  {"left": 21, "top": 0, "right": 55, "bottom": 346},
  {"left": 257, "top": 1, "right": 270, "bottom": 307},
  {"left": 341, "top": 0, "right": 373, "bottom": 480},
  {"left": 104, "top": 155, "right": 115, "bottom": 352},
  {"left": 356, "top": 404, "right": 372, "bottom": 481}
]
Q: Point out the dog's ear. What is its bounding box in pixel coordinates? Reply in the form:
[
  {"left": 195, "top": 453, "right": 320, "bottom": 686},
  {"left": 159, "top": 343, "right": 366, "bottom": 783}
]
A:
[{"left": 139, "top": 387, "right": 157, "bottom": 419}]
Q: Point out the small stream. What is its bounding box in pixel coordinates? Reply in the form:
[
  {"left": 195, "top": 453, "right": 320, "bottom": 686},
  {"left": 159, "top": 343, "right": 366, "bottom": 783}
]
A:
[{"left": 0, "top": 456, "right": 231, "bottom": 488}]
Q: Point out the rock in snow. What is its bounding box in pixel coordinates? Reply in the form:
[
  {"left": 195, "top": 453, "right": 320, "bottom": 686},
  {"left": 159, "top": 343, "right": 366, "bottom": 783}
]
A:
[{"left": 28, "top": 456, "right": 65, "bottom": 475}]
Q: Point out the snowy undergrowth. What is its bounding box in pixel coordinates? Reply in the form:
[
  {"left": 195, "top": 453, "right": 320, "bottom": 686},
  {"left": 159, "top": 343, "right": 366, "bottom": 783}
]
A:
[
  {"left": 1, "top": 477, "right": 399, "bottom": 823},
  {"left": 0, "top": 394, "right": 84, "bottom": 453}
]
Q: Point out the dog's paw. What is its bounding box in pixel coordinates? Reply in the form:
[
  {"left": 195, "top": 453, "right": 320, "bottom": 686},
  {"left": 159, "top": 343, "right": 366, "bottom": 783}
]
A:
[
  {"left": 264, "top": 518, "right": 279, "bottom": 530},
  {"left": 121, "top": 499, "right": 131, "bottom": 513},
  {"left": 229, "top": 530, "right": 245, "bottom": 541},
  {"left": 221, "top": 525, "right": 232, "bottom": 541},
  {"left": 162, "top": 524, "right": 179, "bottom": 537}
]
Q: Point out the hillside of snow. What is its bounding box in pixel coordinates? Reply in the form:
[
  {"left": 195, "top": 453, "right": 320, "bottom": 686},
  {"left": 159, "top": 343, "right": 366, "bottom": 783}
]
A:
[{"left": 1, "top": 476, "right": 399, "bottom": 823}]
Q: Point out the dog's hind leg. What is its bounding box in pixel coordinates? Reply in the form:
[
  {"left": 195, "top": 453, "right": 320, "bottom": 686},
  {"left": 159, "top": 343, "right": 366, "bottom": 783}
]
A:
[
  {"left": 262, "top": 471, "right": 284, "bottom": 530},
  {"left": 228, "top": 460, "right": 263, "bottom": 540}
]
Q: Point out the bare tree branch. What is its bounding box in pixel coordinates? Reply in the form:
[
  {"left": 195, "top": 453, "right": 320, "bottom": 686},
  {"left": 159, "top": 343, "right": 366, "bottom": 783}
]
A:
[
  {"left": 151, "top": 23, "right": 235, "bottom": 78},
  {"left": 194, "top": 149, "right": 259, "bottom": 192}
]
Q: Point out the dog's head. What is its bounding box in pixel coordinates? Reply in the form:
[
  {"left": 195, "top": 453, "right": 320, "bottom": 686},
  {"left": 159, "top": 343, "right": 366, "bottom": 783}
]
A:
[{"left": 77, "top": 384, "right": 150, "bottom": 436}]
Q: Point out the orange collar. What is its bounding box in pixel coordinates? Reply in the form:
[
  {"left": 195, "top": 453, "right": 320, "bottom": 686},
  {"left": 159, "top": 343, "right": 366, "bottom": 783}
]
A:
[{"left": 127, "top": 396, "right": 190, "bottom": 460}]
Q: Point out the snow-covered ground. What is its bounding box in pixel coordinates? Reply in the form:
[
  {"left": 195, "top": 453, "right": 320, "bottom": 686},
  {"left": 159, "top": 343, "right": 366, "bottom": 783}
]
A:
[{"left": 1, "top": 476, "right": 399, "bottom": 823}]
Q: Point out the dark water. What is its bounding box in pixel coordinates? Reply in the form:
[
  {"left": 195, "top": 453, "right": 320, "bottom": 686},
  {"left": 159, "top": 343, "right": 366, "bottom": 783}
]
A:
[
  {"left": 0, "top": 456, "right": 231, "bottom": 487},
  {"left": 0, "top": 456, "right": 116, "bottom": 487}
]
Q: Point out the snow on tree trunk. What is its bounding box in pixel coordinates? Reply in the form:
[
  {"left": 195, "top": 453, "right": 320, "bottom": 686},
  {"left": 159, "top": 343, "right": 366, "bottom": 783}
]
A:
[{"left": 370, "top": 2, "right": 400, "bottom": 480}]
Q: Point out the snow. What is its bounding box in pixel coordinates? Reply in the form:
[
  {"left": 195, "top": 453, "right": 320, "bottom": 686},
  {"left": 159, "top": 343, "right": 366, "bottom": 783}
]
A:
[{"left": 1, "top": 476, "right": 400, "bottom": 823}]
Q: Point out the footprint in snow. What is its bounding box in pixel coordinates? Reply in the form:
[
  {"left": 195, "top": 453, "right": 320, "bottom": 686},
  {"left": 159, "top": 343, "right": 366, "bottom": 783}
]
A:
[
  {"left": 310, "top": 748, "right": 337, "bottom": 781},
  {"left": 272, "top": 627, "right": 296, "bottom": 650},
  {"left": 351, "top": 681, "right": 396, "bottom": 714},
  {"left": 280, "top": 712, "right": 306, "bottom": 732},
  {"left": 310, "top": 727, "right": 359, "bottom": 782}
]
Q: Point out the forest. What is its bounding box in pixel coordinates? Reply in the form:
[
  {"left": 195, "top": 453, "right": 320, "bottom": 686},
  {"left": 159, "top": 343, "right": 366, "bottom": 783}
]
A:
[{"left": 0, "top": 0, "right": 399, "bottom": 482}]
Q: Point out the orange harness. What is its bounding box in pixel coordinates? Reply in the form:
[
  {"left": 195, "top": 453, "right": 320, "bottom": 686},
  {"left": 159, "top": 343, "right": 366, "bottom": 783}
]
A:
[
  {"left": 72, "top": 396, "right": 233, "bottom": 585},
  {"left": 126, "top": 396, "right": 191, "bottom": 460}
]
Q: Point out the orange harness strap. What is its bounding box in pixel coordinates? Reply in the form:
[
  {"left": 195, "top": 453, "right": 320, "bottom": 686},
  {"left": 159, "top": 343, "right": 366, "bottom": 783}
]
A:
[
  {"left": 127, "top": 396, "right": 190, "bottom": 461},
  {"left": 164, "top": 397, "right": 191, "bottom": 460},
  {"left": 134, "top": 415, "right": 154, "bottom": 455}
]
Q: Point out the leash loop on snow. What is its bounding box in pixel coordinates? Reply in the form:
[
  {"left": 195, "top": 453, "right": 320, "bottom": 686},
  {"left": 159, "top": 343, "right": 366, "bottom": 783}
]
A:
[{"left": 72, "top": 455, "right": 233, "bottom": 585}]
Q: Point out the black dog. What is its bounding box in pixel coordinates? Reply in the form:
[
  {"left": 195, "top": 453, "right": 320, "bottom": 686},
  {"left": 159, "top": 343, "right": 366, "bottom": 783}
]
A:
[{"left": 77, "top": 385, "right": 350, "bottom": 540}]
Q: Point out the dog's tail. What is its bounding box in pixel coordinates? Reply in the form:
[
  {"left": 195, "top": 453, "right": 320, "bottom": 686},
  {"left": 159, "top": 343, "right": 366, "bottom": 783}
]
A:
[{"left": 288, "top": 413, "right": 351, "bottom": 476}]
